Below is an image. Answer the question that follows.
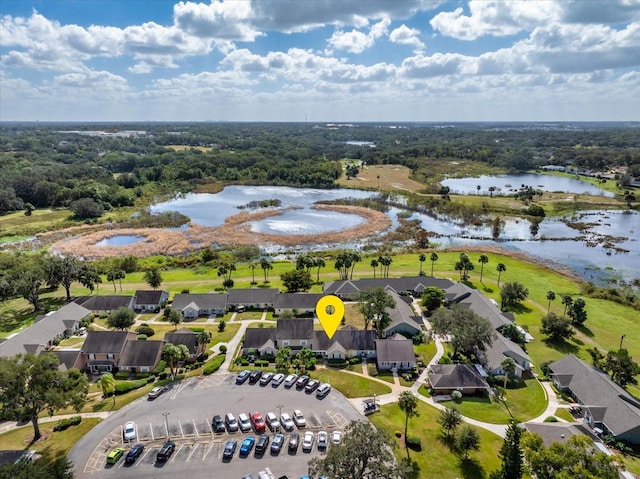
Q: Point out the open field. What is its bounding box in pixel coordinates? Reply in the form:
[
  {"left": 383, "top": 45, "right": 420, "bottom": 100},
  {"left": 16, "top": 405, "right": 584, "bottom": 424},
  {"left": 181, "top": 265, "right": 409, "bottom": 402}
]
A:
[
  {"left": 337, "top": 163, "right": 427, "bottom": 193},
  {"left": 310, "top": 368, "right": 392, "bottom": 398},
  {"left": 0, "top": 208, "right": 75, "bottom": 238},
  {"left": 164, "top": 145, "right": 214, "bottom": 152}
]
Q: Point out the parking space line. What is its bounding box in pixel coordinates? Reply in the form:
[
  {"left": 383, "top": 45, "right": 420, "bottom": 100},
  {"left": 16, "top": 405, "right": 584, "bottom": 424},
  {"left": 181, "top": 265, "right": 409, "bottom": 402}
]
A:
[
  {"left": 170, "top": 444, "right": 184, "bottom": 463},
  {"left": 136, "top": 448, "right": 153, "bottom": 468},
  {"left": 202, "top": 442, "right": 216, "bottom": 460},
  {"left": 150, "top": 421, "right": 155, "bottom": 441},
  {"left": 207, "top": 418, "right": 214, "bottom": 438},
  {"left": 179, "top": 420, "right": 185, "bottom": 438},
  {"left": 193, "top": 419, "right": 199, "bottom": 439},
  {"left": 187, "top": 443, "right": 199, "bottom": 462}
]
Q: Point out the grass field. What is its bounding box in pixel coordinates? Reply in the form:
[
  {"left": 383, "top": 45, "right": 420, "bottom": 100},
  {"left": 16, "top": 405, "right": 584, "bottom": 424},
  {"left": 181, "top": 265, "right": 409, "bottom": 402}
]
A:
[
  {"left": 337, "top": 164, "right": 427, "bottom": 193},
  {"left": 310, "top": 368, "right": 391, "bottom": 398}
]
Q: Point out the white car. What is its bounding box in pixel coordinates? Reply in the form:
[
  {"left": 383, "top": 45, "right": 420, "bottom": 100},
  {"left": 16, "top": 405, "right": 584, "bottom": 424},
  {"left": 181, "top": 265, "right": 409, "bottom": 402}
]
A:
[
  {"left": 292, "top": 409, "right": 306, "bottom": 428},
  {"left": 283, "top": 374, "right": 298, "bottom": 388},
  {"left": 280, "top": 413, "right": 295, "bottom": 431},
  {"left": 123, "top": 421, "right": 136, "bottom": 441},
  {"left": 266, "top": 412, "right": 280, "bottom": 432},
  {"left": 331, "top": 430, "right": 342, "bottom": 445},
  {"left": 302, "top": 431, "right": 315, "bottom": 452},
  {"left": 238, "top": 413, "right": 252, "bottom": 432},
  {"left": 317, "top": 430, "right": 328, "bottom": 450},
  {"left": 271, "top": 373, "right": 285, "bottom": 387}
]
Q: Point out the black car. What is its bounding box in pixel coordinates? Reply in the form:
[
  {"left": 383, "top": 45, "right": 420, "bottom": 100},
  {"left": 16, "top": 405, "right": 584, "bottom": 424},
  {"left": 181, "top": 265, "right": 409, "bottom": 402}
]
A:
[
  {"left": 255, "top": 434, "right": 270, "bottom": 454},
  {"left": 295, "top": 375, "right": 309, "bottom": 389},
  {"left": 270, "top": 433, "right": 285, "bottom": 454},
  {"left": 236, "top": 370, "right": 250, "bottom": 384},
  {"left": 288, "top": 432, "right": 300, "bottom": 453},
  {"left": 304, "top": 379, "right": 320, "bottom": 393},
  {"left": 222, "top": 439, "right": 237, "bottom": 460},
  {"left": 156, "top": 441, "right": 175, "bottom": 462},
  {"left": 124, "top": 443, "right": 144, "bottom": 465},
  {"left": 212, "top": 415, "right": 225, "bottom": 433},
  {"left": 249, "top": 370, "right": 262, "bottom": 384}
]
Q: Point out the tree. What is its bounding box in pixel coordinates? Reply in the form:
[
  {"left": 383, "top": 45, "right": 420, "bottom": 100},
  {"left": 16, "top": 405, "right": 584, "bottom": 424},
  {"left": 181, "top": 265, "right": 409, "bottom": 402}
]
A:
[
  {"left": 500, "top": 282, "right": 529, "bottom": 310},
  {"left": 314, "top": 256, "right": 326, "bottom": 282},
  {"left": 260, "top": 258, "right": 272, "bottom": 283},
  {"left": 478, "top": 254, "right": 489, "bottom": 283},
  {"left": 370, "top": 259, "right": 379, "bottom": 278},
  {"left": 501, "top": 323, "right": 525, "bottom": 345},
  {"left": 455, "top": 253, "right": 474, "bottom": 281},
  {"left": 430, "top": 252, "right": 439, "bottom": 276},
  {"left": 217, "top": 261, "right": 236, "bottom": 289},
  {"left": 602, "top": 348, "right": 640, "bottom": 388},
  {"left": 196, "top": 330, "right": 212, "bottom": 355},
  {"left": 501, "top": 357, "right": 516, "bottom": 389},
  {"left": 106, "top": 269, "right": 125, "bottom": 293},
  {"left": 296, "top": 254, "right": 315, "bottom": 273},
  {"left": 437, "top": 407, "right": 462, "bottom": 439},
  {"left": 456, "top": 424, "right": 480, "bottom": 459},
  {"left": 162, "top": 343, "right": 189, "bottom": 377},
  {"left": 418, "top": 253, "right": 426, "bottom": 276},
  {"left": 280, "top": 269, "right": 313, "bottom": 292},
  {"left": 415, "top": 228, "right": 429, "bottom": 249},
  {"left": 378, "top": 254, "right": 393, "bottom": 278},
  {"left": 335, "top": 251, "right": 362, "bottom": 280},
  {"left": 567, "top": 297, "right": 587, "bottom": 326},
  {"left": 561, "top": 295, "right": 573, "bottom": 317},
  {"left": 398, "top": 391, "right": 419, "bottom": 457},
  {"left": 275, "top": 347, "right": 292, "bottom": 370},
  {"left": 546, "top": 290, "right": 556, "bottom": 314},
  {"left": 0, "top": 353, "right": 88, "bottom": 441},
  {"left": 218, "top": 320, "right": 226, "bottom": 332},
  {"left": 144, "top": 268, "right": 163, "bottom": 290},
  {"left": 106, "top": 307, "right": 136, "bottom": 330},
  {"left": 78, "top": 264, "right": 101, "bottom": 294},
  {"left": 99, "top": 372, "right": 116, "bottom": 406},
  {"left": 431, "top": 305, "right": 495, "bottom": 358},
  {"left": 491, "top": 419, "right": 524, "bottom": 479},
  {"left": 421, "top": 286, "right": 445, "bottom": 314},
  {"left": 167, "top": 307, "right": 182, "bottom": 330},
  {"left": 24, "top": 202, "right": 34, "bottom": 216},
  {"left": 70, "top": 197, "right": 103, "bottom": 219},
  {"left": 296, "top": 347, "right": 315, "bottom": 373},
  {"left": 540, "top": 313, "right": 574, "bottom": 341},
  {"left": 358, "top": 287, "right": 395, "bottom": 333},
  {"left": 587, "top": 346, "right": 605, "bottom": 368},
  {"left": 45, "top": 255, "right": 82, "bottom": 302},
  {"left": 0, "top": 455, "right": 75, "bottom": 479},
  {"left": 496, "top": 263, "right": 506, "bottom": 286},
  {"left": 249, "top": 262, "right": 257, "bottom": 285},
  {"left": 11, "top": 258, "right": 46, "bottom": 312},
  {"left": 308, "top": 420, "right": 401, "bottom": 479}
]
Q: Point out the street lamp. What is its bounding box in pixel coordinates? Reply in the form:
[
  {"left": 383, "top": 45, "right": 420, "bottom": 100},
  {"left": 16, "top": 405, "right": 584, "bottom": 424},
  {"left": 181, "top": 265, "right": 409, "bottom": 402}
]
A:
[
  {"left": 162, "top": 412, "right": 170, "bottom": 438},
  {"left": 276, "top": 403, "right": 284, "bottom": 418}
]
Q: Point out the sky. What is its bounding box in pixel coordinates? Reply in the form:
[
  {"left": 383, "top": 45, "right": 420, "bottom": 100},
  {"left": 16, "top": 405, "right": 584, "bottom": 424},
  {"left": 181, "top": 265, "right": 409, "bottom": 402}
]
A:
[{"left": 1, "top": 0, "right": 639, "bottom": 122}]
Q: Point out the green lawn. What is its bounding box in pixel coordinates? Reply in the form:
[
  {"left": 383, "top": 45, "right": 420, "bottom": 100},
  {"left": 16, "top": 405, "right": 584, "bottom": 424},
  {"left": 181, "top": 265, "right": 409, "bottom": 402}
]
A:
[
  {"left": 440, "top": 379, "right": 547, "bottom": 424},
  {"left": 369, "top": 401, "right": 503, "bottom": 479},
  {"left": 415, "top": 341, "right": 437, "bottom": 365},
  {"left": 310, "top": 368, "right": 391, "bottom": 398},
  {"left": 553, "top": 408, "right": 575, "bottom": 422}
]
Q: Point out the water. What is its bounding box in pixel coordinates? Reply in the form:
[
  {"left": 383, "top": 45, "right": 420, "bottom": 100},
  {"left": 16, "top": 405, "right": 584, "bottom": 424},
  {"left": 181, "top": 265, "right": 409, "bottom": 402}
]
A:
[
  {"left": 344, "top": 141, "right": 376, "bottom": 147},
  {"left": 95, "top": 235, "right": 144, "bottom": 247},
  {"left": 441, "top": 174, "right": 614, "bottom": 197}
]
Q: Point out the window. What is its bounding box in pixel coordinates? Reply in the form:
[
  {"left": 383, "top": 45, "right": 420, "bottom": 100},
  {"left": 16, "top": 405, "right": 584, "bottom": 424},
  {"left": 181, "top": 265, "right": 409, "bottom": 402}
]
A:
[
  {"left": 300, "top": 340, "right": 307, "bottom": 346},
  {"left": 106, "top": 353, "right": 114, "bottom": 360},
  {"left": 88, "top": 353, "right": 96, "bottom": 360},
  {"left": 282, "top": 340, "right": 290, "bottom": 347}
]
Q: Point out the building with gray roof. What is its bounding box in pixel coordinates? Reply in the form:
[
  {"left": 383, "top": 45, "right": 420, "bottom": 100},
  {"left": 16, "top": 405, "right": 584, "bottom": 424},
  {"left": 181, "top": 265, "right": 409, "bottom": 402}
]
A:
[{"left": 171, "top": 293, "right": 228, "bottom": 318}]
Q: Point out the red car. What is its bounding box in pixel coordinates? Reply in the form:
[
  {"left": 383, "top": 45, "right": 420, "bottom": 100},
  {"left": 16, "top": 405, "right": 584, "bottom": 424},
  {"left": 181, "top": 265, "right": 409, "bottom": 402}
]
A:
[{"left": 249, "top": 411, "right": 266, "bottom": 433}]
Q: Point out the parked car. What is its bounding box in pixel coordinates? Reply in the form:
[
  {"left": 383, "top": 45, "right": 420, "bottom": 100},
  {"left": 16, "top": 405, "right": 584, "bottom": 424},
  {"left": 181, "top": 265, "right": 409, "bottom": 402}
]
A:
[
  {"left": 295, "top": 375, "right": 309, "bottom": 389},
  {"left": 271, "top": 373, "right": 285, "bottom": 387},
  {"left": 106, "top": 447, "right": 125, "bottom": 465},
  {"left": 212, "top": 415, "right": 226, "bottom": 433},
  {"left": 125, "top": 444, "right": 144, "bottom": 464},
  {"left": 292, "top": 409, "right": 306, "bottom": 428},
  {"left": 238, "top": 413, "right": 252, "bottom": 432},
  {"left": 250, "top": 411, "right": 266, "bottom": 433},
  {"left": 239, "top": 437, "right": 256, "bottom": 456},
  {"left": 225, "top": 412, "right": 239, "bottom": 432},
  {"left": 265, "top": 412, "right": 280, "bottom": 432},
  {"left": 270, "top": 433, "right": 285, "bottom": 454},
  {"left": 304, "top": 379, "right": 320, "bottom": 393},
  {"left": 280, "top": 413, "right": 295, "bottom": 431},
  {"left": 284, "top": 374, "right": 298, "bottom": 388},
  {"left": 255, "top": 434, "right": 270, "bottom": 454},
  {"left": 288, "top": 432, "right": 300, "bottom": 453},
  {"left": 123, "top": 421, "right": 136, "bottom": 441},
  {"left": 316, "top": 383, "right": 331, "bottom": 399},
  {"left": 222, "top": 439, "right": 237, "bottom": 460},
  {"left": 317, "top": 431, "right": 328, "bottom": 450},
  {"left": 236, "top": 370, "right": 251, "bottom": 384},
  {"left": 249, "top": 370, "right": 262, "bottom": 384},
  {"left": 259, "top": 372, "right": 273, "bottom": 386},
  {"left": 302, "top": 431, "right": 315, "bottom": 452},
  {"left": 331, "top": 430, "right": 343, "bottom": 445},
  {"left": 148, "top": 386, "right": 168, "bottom": 399},
  {"left": 156, "top": 441, "right": 176, "bottom": 462}
]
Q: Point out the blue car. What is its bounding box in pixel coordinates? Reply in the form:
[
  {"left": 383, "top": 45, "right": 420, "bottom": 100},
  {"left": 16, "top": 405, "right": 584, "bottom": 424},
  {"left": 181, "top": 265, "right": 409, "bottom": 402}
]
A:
[{"left": 239, "top": 436, "right": 255, "bottom": 456}]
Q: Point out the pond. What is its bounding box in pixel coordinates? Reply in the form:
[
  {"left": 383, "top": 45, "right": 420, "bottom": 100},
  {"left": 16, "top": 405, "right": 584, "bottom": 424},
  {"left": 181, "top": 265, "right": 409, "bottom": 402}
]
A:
[
  {"left": 95, "top": 235, "right": 145, "bottom": 247},
  {"left": 441, "top": 174, "right": 614, "bottom": 197}
]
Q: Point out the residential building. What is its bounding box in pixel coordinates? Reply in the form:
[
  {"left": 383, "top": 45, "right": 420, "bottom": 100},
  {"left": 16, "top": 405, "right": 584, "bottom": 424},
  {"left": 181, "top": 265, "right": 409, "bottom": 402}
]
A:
[
  {"left": 428, "top": 364, "right": 490, "bottom": 395},
  {"left": 118, "top": 340, "right": 164, "bottom": 374},
  {"left": 228, "top": 288, "right": 278, "bottom": 310},
  {"left": 74, "top": 295, "right": 135, "bottom": 314},
  {"left": 382, "top": 291, "right": 422, "bottom": 338},
  {"left": 134, "top": 290, "right": 169, "bottom": 312},
  {"left": 171, "top": 293, "right": 228, "bottom": 318},
  {"left": 274, "top": 293, "right": 324, "bottom": 316},
  {"left": 77, "top": 330, "right": 135, "bottom": 373},
  {"left": 375, "top": 336, "right": 416, "bottom": 371},
  {"left": 164, "top": 327, "right": 199, "bottom": 357}
]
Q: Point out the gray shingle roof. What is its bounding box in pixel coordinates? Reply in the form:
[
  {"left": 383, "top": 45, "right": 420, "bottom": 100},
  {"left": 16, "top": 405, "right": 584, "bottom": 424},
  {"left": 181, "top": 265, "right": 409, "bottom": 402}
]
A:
[
  {"left": 164, "top": 329, "right": 198, "bottom": 355},
  {"left": 428, "top": 364, "right": 490, "bottom": 390},
  {"left": 74, "top": 295, "right": 134, "bottom": 311},
  {"left": 172, "top": 293, "right": 228, "bottom": 311},
  {"left": 483, "top": 332, "right": 530, "bottom": 373},
  {"left": 275, "top": 318, "right": 314, "bottom": 340},
  {"left": 457, "top": 290, "right": 511, "bottom": 330},
  {"left": 119, "top": 340, "right": 164, "bottom": 368},
  {"left": 375, "top": 338, "right": 415, "bottom": 363},
  {"left": 311, "top": 329, "right": 376, "bottom": 351},
  {"left": 228, "top": 288, "right": 279, "bottom": 305},
  {"left": 244, "top": 328, "right": 276, "bottom": 350},
  {"left": 383, "top": 290, "right": 422, "bottom": 335},
  {"left": 134, "top": 290, "right": 168, "bottom": 305},
  {"left": 523, "top": 422, "right": 597, "bottom": 446},
  {"left": 323, "top": 276, "right": 455, "bottom": 296},
  {"left": 81, "top": 331, "right": 132, "bottom": 354},
  {"left": 53, "top": 350, "right": 81, "bottom": 371},
  {"left": 274, "top": 293, "right": 324, "bottom": 310}
]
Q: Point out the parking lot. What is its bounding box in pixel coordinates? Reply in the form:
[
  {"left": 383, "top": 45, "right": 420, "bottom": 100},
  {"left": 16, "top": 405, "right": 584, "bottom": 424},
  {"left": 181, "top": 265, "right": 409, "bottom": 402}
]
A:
[{"left": 71, "top": 373, "right": 362, "bottom": 478}]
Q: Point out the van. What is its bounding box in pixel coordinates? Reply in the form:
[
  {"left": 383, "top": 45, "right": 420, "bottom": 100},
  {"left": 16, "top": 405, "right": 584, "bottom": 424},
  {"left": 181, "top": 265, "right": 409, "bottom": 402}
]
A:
[
  {"left": 316, "top": 383, "right": 331, "bottom": 398},
  {"left": 224, "top": 413, "right": 239, "bottom": 432}
]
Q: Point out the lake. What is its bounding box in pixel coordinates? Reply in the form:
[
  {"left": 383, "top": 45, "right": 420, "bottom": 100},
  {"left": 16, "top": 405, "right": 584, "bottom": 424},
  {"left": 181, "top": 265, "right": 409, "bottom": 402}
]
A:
[
  {"left": 441, "top": 174, "right": 614, "bottom": 197},
  {"left": 95, "top": 235, "right": 144, "bottom": 247}
]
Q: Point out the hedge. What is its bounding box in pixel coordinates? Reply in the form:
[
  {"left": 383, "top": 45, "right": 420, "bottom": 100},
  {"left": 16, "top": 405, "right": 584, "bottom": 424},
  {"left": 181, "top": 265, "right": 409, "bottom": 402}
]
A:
[
  {"left": 114, "top": 371, "right": 129, "bottom": 379},
  {"left": 114, "top": 376, "right": 154, "bottom": 394},
  {"left": 203, "top": 354, "right": 226, "bottom": 375},
  {"left": 53, "top": 416, "right": 82, "bottom": 432},
  {"left": 153, "top": 360, "right": 167, "bottom": 375},
  {"left": 135, "top": 325, "right": 155, "bottom": 337},
  {"left": 189, "top": 327, "right": 205, "bottom": 333},
  {"left": 254, "top": 360, "right": 269, "bottom": 367},
  {"left": 327, "top": 359, "right": 348, "bottom": 368},
  {"left": 406, "top": 435, "right": 422, "bottom": 451}
]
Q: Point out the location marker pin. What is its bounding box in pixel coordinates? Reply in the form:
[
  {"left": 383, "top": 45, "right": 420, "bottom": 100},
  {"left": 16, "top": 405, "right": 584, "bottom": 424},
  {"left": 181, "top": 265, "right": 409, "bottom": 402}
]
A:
[{"left": 316, "top": 295, "right": 345, "bottom": 339}]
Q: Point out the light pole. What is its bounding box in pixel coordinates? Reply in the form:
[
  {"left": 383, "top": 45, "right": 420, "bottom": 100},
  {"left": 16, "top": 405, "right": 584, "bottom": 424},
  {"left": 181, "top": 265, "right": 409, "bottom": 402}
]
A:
[
  {"left": 276, "top": 403, "right": 284, "bottom": 418},
  {"left": 162, "top": 412, "right": 170, "bottom": 438}
]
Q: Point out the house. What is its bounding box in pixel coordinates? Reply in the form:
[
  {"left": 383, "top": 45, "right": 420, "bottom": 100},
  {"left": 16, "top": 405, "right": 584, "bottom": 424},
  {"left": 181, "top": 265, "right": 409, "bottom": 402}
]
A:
[
  {"left": 77, "top": 330, "right": 136, "bottom": 374},
  {"left": 453, "top": 287, "right": 512, "bottom": 330},
  {"left": 323, "top": 276, "right": 454, "bottom": 300},
  {"left": 164, "top": 328, "right": 199, "bottom": 357},
  {"left": 52, "top": 350, "right": 82, "bottom": 371},
  {"left": 274, "top": 293, "right": 324, "bottom": 316},
  {"left": 171, "top": 293, "right": 228, "bottom": 318},
  {"left": 311, "top": 328, "right": 376, "bottom": 360},
  {"left": 228, "top": 288, "right": 278, "bottom": 310},
  {"left": 382, "top": 290, "right": 423, "bottom": 338},
  {"left": 276, "top": 318, "right": 314, "bottom": 349},
  {"left": 482, "top": 332, "right": 532, "bottom": 378},
  {"left": 74, "top": 295, "right": 135, "bottom": 314},
  {"left": 243, "top": 328, "right": 277, "bottom": 357},
  {"left": 523, "top": 421, "right": 598, "bottom": 446},
  {"left": 428, "top": 364, "right": 490, "bottom": 395},
  {"left": 549, "top": 355, "right": 640, "bottom": 444},
  {"left": 0, "top": 302, "right": 90, "bottom": 359},
  {"left": 375, "top": 336, "right": 416, "bottom": 371},
  {"left": 118, "top": 340, "right": 164, "bottom": 374},
  {"left": 134, "top": 290, "right": 169, "bottom": 312}
]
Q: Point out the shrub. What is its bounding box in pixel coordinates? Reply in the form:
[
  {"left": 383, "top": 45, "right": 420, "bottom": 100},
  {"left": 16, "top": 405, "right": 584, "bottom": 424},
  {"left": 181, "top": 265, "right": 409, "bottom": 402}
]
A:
[
  {"left": 219, "top": 345, "right": 227, "bottom": 354},
  {"left": 327, "top": 359, "right": 348, "bottom": 368},
  {"left": 406, "top": 435, "right": 422, "bottom": 451},
  {"left": 255, "top": 359, "right": 269, "bottom": 367},
  {"left": 188, "top": 327, "right": 205, "bottom": 333},
  {"left": 137, "top": 334, "right": 147, "bottom": 340},
  {"left": 115, "top": 371, "right": 129, "bottom": 379},
  {"left": 153, "top": 360, "right": 167, "bottom": 375},
  {"left": 203, "top": 354, "right": 226, "bottom": 375},
  {"left": 543, "top": 416, "right": 558, "bottom": 422},
  {"left": 395, "top": 430, "right": 402, "bottom": 438},
  {"left": 135, "top": 324, "right": 155, "bottom": 337},
  {"left": 218, "top": 320, "right": 226, "bottom": 332},
  {"left": 53, "top": 416, "right": 82, "bottom": 432},
  {"left": 349, "top": 357, "right": 362, "bottom": 365},
  {"left": 136, "top": 372, "right": 151, "bottom": 379},
  {"left": 114, "top": 378, "right": 149, "bottom": 394},
  {"left": 159, "top": 372, "right": 169, "bottom": 380},
  {"left": 451, "top": 390, "right": 463, "bottom": 402}
]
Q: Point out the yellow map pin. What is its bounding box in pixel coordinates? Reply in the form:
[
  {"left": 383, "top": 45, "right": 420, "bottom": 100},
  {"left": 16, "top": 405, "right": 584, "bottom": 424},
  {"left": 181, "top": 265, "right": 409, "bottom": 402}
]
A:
[{"left": 316, "top": 295, "right": 344, "bottom": 339}]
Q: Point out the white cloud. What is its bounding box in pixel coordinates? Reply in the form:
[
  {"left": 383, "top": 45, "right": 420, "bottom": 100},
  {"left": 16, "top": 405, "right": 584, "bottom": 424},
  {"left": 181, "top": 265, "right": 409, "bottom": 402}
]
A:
[
  {"left": 173, "top": 0, "right": 262, "bottom": 40},
  {"left": 327, "top": 18, "right": 390, "bottom": 54},
  {"left": 389, "top": 24, "right": 425, "bottom": 50}
]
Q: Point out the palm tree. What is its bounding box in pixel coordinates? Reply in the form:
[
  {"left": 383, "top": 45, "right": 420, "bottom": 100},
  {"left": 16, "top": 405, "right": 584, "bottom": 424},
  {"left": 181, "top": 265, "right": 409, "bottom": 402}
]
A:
[
  {"left": 378, "top": 255, "right": 392, "bottom": 278},
  {"left": 106, "top": 270, "right": 117, "bottom": 293},
  {"left": 196, "top": 330, "right": 212, "bottom": 355},
  {"left": 99, "top": 372, "right": 116, "bottom": 406},
  {"left": 437, "top": 407, "right": 462, "bottom": 439},
  {"left": 249, "top": 262, "right": 257, "bottom": 285},
  {"left": 478, "top": 254, "right": 489, "bottom": 283},
  {"left": 496, "top": 263, "right": 506, "bottom": 286},
  {"left": 260, "top": 258, "right": 272, "bottom": 283},
  {"left": 546, "top": 290, "right": 556, "bottom": 314},
  {"left": 477, "top": 185, "right": 481, "bottom": 195},
  {"left": 430, "top": 252, "right": 438, "bottom": 276},
  {"left": 314, "top": 257, "right": 325, "bottom": 282},
  {"left": 370, "top": 259, "right": 379, "bottom": 278},
  {"left": 561, "top": 295, "right": 573, "bottom": 317},
  {"left": 501, "top": 357, "right": 516, "bottom": 390},
  {"left": 418, "top": 253, "right": 426, "bottom": 276},
  {"left": 398, "top": 391, "right": 419, "bottom": 458}
]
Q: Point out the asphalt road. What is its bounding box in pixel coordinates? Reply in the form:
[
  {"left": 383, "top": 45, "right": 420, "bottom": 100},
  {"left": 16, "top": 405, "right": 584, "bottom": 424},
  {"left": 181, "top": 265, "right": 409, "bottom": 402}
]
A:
[{"left": 69, "top": 373, "right": 363, "bottom": 478}]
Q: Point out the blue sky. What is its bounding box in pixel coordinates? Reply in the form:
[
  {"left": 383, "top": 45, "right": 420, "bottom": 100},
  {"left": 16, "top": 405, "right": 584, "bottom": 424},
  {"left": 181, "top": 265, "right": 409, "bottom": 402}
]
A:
[{"left": 1, "top": 0, "right": 639, "bottom": 122}]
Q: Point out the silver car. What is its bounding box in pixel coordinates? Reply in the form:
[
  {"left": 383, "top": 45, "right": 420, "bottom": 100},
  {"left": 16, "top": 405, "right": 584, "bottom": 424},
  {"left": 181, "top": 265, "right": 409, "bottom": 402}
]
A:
[{"left": 280, "top": 413, "right": 295, "bottom": 431}]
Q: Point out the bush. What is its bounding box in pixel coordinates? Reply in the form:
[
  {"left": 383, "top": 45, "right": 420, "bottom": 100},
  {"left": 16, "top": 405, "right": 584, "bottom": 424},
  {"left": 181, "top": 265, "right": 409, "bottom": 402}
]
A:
[
  {"left": 406, "top": 435, "right": 422, "bottom": 451},
  {"left": 53, "top": 416, "right": 82, "bottom": 432},
  {"left": 349, "top": 357, "right": 362, "bottom": 365},
  {"left": 137, "top": 334, "right": 147, "bottom": 340},
  {"left": 136, "top": 372, "right": 151, "bottom": 379},
  {"left": 218, "top": 320, "right": 226, "bottom": 332},
  {"left": 115, "top": 371, "right": 129, "bottom": 379},
  {"left": 135, "top": 324, "right": 155, "bottom": 337},
  {"left": 188, "top": 327, "right": 205, "bottom": 333},
  {"left": 114, "top": 378, "right": 149, "bottom": 394},
  {"left": 544, "top": 416, "right": 558, "bottom": 422},
  {"left": 395, "top": 430, "right": 402, "bottom": 438},
  {"left": 327, "top": 358, "right": 348, "bottom": 368},
  {"left": 255, "top": 360, "right": 269, "bottom": 367},
  {"left": 451, "top": 390, "right": 463, "bottom": 402},
  {"left": 203, "top": 354, "right": 226, "bottom": 375},
  {"left": 153, "top": 360, "right": 167, "bottom": 375},
  {"left": 159, "top": 372, "right": 169, "bottom": 380},
  {"left": 219, "top": 345, "right": 227, "bottom": 354}
]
